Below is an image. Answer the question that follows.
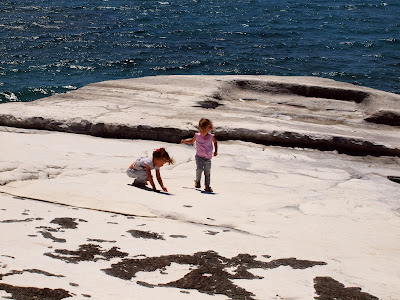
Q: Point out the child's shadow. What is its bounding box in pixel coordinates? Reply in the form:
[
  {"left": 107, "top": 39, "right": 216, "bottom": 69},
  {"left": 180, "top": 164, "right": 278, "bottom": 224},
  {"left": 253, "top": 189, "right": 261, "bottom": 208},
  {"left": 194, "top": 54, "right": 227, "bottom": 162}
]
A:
[
  {"left": 127, "top": 183, "right": 173, "bottom": 195},
  {"left": 182, "top": 187, "right": 217, "bottom": 195}
]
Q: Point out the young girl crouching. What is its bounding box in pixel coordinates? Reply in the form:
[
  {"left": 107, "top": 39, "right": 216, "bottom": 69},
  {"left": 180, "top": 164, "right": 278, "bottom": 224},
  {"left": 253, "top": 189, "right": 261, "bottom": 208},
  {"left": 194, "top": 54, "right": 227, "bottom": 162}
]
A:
[{"left": 127, "top": 148, "right": 174, "bottom": 192}]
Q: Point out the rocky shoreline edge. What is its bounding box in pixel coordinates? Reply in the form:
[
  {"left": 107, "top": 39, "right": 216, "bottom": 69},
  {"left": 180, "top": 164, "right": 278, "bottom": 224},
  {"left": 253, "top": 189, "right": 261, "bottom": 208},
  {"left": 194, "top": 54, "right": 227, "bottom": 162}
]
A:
[{"left": 0, "top": 75, "right": 399, "bottom": 157}]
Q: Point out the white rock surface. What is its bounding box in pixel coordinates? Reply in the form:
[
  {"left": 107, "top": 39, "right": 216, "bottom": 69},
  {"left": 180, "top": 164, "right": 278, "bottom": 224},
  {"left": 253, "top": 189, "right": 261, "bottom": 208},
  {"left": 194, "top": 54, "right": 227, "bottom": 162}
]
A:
[
  {"left": 1, "top": 126, "right": 399, "bottom": 299},
  {"left": 1, "top": 75, "right": 399, "bottom": 299}
]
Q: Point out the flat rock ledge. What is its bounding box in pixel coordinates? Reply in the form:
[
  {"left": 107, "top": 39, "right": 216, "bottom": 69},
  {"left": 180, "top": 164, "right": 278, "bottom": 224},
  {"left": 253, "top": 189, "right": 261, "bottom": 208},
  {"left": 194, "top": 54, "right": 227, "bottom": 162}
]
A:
[{"left": 1, "top": 75, "right": 399, "bottom": 156}]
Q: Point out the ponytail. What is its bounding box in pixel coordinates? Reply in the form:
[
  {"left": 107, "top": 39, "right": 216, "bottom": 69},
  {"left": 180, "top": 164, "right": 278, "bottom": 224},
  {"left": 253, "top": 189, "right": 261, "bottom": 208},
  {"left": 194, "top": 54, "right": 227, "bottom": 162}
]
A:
[{"left": 153, "top": 148, "right": 174, "bottom": 164}]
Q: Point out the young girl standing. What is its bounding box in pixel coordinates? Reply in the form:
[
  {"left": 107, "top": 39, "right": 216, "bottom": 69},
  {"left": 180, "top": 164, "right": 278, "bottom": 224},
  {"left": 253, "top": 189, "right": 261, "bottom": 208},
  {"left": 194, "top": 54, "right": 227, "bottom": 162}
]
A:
[
  {"left": 127, "top": 148, "right": 174, "bottom": 192},
  {"left": 181, "top": 118, "right": 218, "bottom": 192}
]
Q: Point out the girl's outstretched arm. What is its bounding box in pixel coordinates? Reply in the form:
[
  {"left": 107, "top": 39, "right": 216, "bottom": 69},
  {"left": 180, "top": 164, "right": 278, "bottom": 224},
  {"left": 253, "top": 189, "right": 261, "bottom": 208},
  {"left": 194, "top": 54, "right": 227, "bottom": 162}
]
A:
[
  {"left": 155, "top": 169, "right": 167, "bottom": 192},
  {"left": 180, "top": 134, "right": 197, "bottom": 144}
]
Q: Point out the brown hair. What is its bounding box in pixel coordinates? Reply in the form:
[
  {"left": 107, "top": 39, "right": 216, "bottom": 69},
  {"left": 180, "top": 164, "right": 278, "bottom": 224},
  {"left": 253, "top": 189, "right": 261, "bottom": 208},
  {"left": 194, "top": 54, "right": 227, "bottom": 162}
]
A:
[
  {"left": 153, "top": 148, "right": 174, "bottom": 164},
  {"left": 199, "top": 118, "right": 213, "bottom": 130}
]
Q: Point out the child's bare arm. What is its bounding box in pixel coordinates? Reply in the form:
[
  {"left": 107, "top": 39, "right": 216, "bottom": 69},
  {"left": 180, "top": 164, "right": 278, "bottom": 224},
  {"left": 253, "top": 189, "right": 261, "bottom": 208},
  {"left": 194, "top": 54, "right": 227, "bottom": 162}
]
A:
[
  {"left": 213, "top": 136, "right": 218, "bottom": 156},
  {"left": 156, "top": 169, "right": 167, "bottom": 192},
  {"left": 145, "top": 164, "right": 156, "bottom": 190},
  {"left": 180, "top": 135, "right": 197, "bottom": 144}
]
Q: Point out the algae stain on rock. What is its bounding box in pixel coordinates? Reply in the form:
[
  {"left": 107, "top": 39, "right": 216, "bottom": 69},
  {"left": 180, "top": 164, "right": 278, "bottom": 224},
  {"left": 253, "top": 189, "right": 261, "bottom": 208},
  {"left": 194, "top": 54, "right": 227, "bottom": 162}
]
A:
[{"left": 102, "top": 250, "right": 327, "bottom": 300}]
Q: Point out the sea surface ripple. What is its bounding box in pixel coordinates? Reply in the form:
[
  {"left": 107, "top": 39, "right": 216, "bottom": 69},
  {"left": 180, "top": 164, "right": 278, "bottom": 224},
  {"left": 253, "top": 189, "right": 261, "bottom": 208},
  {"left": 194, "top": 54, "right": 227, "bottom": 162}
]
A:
[{"left": 0, "top": 0, "right": 399, "bottom": 103}]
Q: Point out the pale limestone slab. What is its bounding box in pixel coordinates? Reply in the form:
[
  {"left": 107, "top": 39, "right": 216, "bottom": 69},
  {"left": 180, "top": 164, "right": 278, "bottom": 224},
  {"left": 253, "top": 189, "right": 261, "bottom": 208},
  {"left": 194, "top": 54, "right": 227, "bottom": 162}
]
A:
[{"left": 1, "top": 126, "right": 400, "bottom": 299}]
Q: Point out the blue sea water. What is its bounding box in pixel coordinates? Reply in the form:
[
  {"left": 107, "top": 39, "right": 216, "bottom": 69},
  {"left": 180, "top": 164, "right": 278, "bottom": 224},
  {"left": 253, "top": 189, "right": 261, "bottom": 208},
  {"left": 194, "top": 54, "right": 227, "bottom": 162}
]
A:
[{"left": 0, "top": 0, "right": 399, "bottom": 103}]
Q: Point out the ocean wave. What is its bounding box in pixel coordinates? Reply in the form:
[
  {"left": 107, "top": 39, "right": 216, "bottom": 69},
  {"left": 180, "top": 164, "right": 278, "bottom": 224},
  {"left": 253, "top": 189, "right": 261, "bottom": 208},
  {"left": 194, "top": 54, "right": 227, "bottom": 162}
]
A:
[{"left": 0, "top": 85, "right": 77, "bottom": 103}]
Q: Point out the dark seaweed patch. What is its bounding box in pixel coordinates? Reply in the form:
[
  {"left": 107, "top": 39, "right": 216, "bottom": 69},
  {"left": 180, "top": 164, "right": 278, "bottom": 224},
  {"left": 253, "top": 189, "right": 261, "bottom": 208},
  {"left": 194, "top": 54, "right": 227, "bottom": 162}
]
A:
[
  {"left": 87, "top": 238, "right": 116, "bottom": 243},
  {"left": 0, "top": 218, "right": 43, "bottom": 223},
  {"left": 44, "top": 244, "right": 128, "bottom": 264},
  {"left": 36, "top": 226, "right": 58, "bottom": 232},
  {"left": 127, "top": 230, "right": 165, "bottom": 240},
  {"left": 0, "top": 283, "right": 72, "bottom": 300},
  {"left": 103, "top": 250, "right": 326, "bottom": 300},
  {"left": 50, "top": 218, "right": 86, "bottom": 229},
  {"left": 314, "top": 276, "right": 378, "bottom": 299},
  {"left": 169, "top": 235, "right": 187, "bottom": 239},
  {"left": 24, "top": 269, "right": 64, "bottom": 278},
  {"left": 205, "top": 230, "right": 219, "bottom": 235},
  {"left": 39, "top": 231, "right": 66, "bottom": 243}
]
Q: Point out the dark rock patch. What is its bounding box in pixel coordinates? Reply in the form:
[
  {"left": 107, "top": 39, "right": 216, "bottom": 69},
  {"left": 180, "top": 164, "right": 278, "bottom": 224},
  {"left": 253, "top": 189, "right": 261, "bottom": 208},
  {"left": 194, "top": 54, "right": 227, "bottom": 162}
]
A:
[
  {"left": 365, "top": 111, "right": 400, "bottom": 127},
  {"left": 87, "top": 238, "right": 116, "bottom": 243},
  {"left": 39, "top": 231, "right": 66, "bottom": 243},
  {"left": 103, "top": 250, "right": 326, "bottom": 300},
  {"left": 216, "top": 128, "right": 400, "bottom": 157},
  {"left": 0, "top": 217, "right": 43, "bottom": 223},
  {"left": 0, "top": 115, "right": 191, "bottom": 144},
  {"left": 0, "top": 269, "right": 62, "bottom": 280},
  {"left": 127, "top": 230, "right": 165, "bottom": 240},
  {"left": 50, "top": 218, "right": 86, "bottom": 229},
  {"left": 3, "top": 113, "right": 399, "bottom": 157},
  {"left": 36, "top": 226, "right": 58, "bottom": 232},
  {"left": 314, "top": 276, "right": 378, "bottom": 299},
  {"left": 195, "top": 100, "right": 223, "bottom": 109},
  {"left": 212, "top": 92, "right": 223, "bottom": 100},
  {"left": 388, "top": 176, "right": 400, "bottom": 184},
  {"left": 239, "top": 98, "right": 258, "bottom": 102},
  {"left": 24, "top": 269, "right": 64, "bottom": 278},
  {"left": 169, "top": 235, "right": 187, "bottom": 239},
  {"left": 137, "top": 281, "right": 155, "bottom": 288},
  {"left": 234, "top": 80, "right": 368, "bottom": 103},
  {"left": 0, "top": 283, "right": 72, "bottom": 300},
  {"left": 45, "top": 244, "right": 128, "bottom": 264},
  {"left": 205, "top": 230, "right": 219, "bottom": 235}
]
